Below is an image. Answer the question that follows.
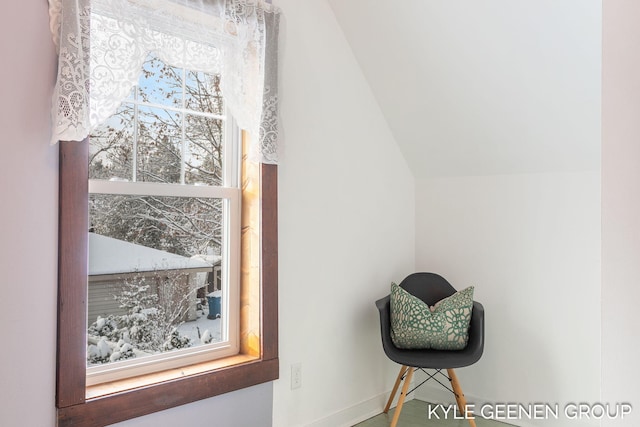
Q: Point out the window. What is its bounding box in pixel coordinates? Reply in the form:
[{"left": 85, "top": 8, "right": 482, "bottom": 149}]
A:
[
  {"left": 58, "top": 139, "right": 278, "bottom": 425},
  {"left": 85, "top": 54, "right": 242, "bottom": 385},
  {"left": 53, "top": 1, "right": 280, "bottom": 424}
]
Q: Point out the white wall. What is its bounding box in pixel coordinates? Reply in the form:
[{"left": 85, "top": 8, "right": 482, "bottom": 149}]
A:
[
  {"left": 601, "top": 1, "right": 640, "bottom": 425},
  {"left": 327, "top": 0, "right": 602, "bottom": 178},
  {"left": 109, "top": 382, "right": 273, "bottom": 427},
  {"left": 0, "top": 1, "right": 58, "bottom": 426},
  {"left": 272, "top": 0, "right": 415, "bottom": 426},
  {"left": 414, "top": 172, "right": 601, "bottom": 427}
]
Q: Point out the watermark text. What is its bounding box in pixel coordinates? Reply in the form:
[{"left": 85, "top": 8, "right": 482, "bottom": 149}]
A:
[{"left": 426, "top": 402, "right": 633, "bottom": 421}]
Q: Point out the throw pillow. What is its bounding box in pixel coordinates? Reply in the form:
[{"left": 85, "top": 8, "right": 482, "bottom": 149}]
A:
[{"left": 390, "top": 282, "right": 474, "bottom": 350}]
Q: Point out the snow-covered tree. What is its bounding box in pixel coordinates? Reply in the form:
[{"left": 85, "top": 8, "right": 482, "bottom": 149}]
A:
[
  {"left": 87, "top": 269, "right": 196, "bottom": 365},
  {"left": 88, "top": 53, "right": 225, "bottom": 257}
]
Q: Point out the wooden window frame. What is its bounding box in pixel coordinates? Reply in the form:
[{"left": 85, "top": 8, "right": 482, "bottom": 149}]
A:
[{"left": 56, "top": 139, "right": 278, "bottom": 426}]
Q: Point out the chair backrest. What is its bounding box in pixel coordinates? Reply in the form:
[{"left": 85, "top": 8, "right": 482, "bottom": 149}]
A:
[{"left": 399, "top": 272, "right": 457, "bottom": 306}]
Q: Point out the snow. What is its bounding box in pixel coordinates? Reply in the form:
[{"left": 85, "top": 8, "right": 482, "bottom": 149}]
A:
[
  {"left": 96, "top": 338, "right": 110, "bottom": 358},
  {"left": 88, "top": 307, "right": 222, "bottom": 366},
  {"left": 176, "top": 306, "right": 222, "bottom": 344},
  {"left": 88, "top": 233, "right": 216, "bottom": 275}
]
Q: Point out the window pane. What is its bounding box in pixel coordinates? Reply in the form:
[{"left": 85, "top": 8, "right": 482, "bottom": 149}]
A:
[
  {"left": 136, "top": 106, "right": 182, "bottom": 183},
  {"left": 89, "top": 103, "right": 135, "bottom": 181},
  {"left": 185, "top": 71, "right": 224, "bottom": 115},
  {"left": 87, "top": 194, "right": 224, "bottom": 368},
  {"left": 185, "top": 114, "right": 224, "bottom": 186},
  {"left": 137, "top": 54, "right": 182, "bottom": 108}
]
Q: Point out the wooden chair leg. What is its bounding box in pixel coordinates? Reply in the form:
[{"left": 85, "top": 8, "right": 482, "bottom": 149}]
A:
[
  {"left": 447, "top": 369, "right": 476, "bottom": 427},
  {"left": 384, "top": 365, "right": 408, "bottom": 413},
  {"left": 390, "top": 367, "right": 414, "bottom": 427}
]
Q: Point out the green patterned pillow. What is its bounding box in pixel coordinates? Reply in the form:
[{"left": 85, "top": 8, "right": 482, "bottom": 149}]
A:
[{"left": 390, "top": 282, "right": 474, "bottom": 350}]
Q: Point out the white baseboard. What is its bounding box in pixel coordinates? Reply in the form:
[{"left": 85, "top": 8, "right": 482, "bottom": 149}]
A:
[{"left": 304, "top": 382, "right": 415, "bottom": 427}]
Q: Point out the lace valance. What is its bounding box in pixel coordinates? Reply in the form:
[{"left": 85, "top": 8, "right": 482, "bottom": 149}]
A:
[{"left": 48, "top": 0, "right": 280, "bottom": 164}]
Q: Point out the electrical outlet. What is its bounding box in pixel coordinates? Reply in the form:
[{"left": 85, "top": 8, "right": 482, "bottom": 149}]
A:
[{"left": 291, "top": 363, "right": 302, "bottom": 390}]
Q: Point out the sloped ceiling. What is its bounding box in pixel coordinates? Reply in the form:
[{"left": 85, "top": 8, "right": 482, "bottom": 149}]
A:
[{"left": 327, "top": 0, "right": 601, "bottom": 178}]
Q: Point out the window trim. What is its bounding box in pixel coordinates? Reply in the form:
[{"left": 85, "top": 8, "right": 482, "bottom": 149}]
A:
[{"left": 56, "top": 139, "right": 278, "bottom": 426}]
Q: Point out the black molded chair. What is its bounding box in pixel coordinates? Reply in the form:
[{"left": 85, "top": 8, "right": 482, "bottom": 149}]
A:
[{"left": 375, "top": 272, "right": 485, "bottom": 427}]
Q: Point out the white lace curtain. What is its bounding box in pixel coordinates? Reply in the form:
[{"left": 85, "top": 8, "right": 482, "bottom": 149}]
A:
[{"left": 48, "top": 0, "right": 280, "bottom": 164}]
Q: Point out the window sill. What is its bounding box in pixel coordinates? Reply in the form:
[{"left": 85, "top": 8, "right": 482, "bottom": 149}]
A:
[
  {"left": 86, "top": 353, "right": 261, "bottom": 399},
  {"left": 59, "top": 355, "right": 278, "bottom": 427}
]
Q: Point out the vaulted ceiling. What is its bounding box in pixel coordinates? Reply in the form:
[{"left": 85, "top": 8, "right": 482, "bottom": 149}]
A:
[{"left": 327, "top": 0, "right": 601, "bottom": 178}]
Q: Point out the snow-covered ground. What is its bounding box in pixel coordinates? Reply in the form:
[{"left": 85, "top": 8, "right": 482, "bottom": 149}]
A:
[
  {"left": 176, "top": 306, "right": 222, "bottom": 345},
  {"left": 87, "top": 304, "right": 223, "bottom": 366}
]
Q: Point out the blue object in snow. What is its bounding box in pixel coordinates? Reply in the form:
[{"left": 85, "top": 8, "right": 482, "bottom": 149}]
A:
[{"left": 207, "top": 292, "right": 221, "bottom": 319}]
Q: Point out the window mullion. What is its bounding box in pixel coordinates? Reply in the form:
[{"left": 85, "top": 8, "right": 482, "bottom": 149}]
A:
[
  {"left": 133, "top": 91, "right": 139, "bottom": 183},
  {"left": 129, "top": 98, "right": 225, "bottom": 120},
  {"left": 180, "top": 66, "right": 187, "bottom": 185},
  {"left": 89, "top": 180, "right": 237, "bottom": 199},
  {"left": 223, "top": 116, "right": 239, "bottom": 188}
]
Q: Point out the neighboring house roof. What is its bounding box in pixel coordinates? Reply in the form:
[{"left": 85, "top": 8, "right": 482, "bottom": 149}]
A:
[{"left": 89, "top": 233, "right": 215, "bottom": 276}]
